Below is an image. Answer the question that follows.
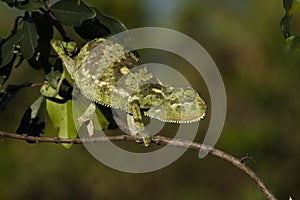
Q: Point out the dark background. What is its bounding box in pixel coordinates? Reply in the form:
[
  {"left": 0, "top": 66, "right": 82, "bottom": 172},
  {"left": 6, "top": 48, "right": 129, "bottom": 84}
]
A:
[{"left": 0, "top": 0, "right": 299, "bottom": 199}]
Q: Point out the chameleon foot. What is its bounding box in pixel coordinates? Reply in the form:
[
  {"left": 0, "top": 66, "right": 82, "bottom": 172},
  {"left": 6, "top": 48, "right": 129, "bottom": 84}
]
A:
[
  {"left": 134, "top": 136, "right": 151, "bottom": 147},
  {"left": 127, "top": 114, "right": 151, "bottom": 147},
  {"left": 142, "top": 136, "right": 151, "bottom": 147}
]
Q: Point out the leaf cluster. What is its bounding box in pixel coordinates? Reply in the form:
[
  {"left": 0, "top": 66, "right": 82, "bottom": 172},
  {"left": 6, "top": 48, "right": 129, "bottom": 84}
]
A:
[{"left": 0, "top": 0, "right": 126, "bottom": 147}]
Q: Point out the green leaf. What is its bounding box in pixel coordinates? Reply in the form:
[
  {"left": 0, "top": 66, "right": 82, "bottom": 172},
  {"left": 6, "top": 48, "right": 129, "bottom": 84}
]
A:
[
  {"left": 74, "top": 8, "right": 128, "bottom": 40},
  {"left": 41, "top": 64, "right": 72, "bottom": 102},
  {"left": 15, "top": 0, "right": 43, "bottom": 11},
  {"left": 51, "top": 0, "right": 96, "bottom": 27},
  {"left": 0, "top": 31, "right": 23, "bottom": 67},
  {"left": 20, "top": 20, "right": 38, "bottom": 58},
  {"left": 73, "top": 17, "right": 111, "bottom": 40},
  {"left": 30, "top": 95, "right": 45, "bottom": 119},
  {"left": 1, "top": 0, "right": 14, "bottom": 3},
  {"left": 0, "top": 18, "right": 38, "bottom": 66},
  {"left": 46, "top": 99, "right": 77, "bottom": 148},
  {"left": 16, "top": 95, "right": 46, "bottom": 141},
  {"left": 40, "top": 82, "right": 58, "bottom": 98},
  {"left": 27, "top": 12, "right": 53, "bottom": 71},
  {"left": 93, "top": 8, "right": 127, "bottom": 36}
]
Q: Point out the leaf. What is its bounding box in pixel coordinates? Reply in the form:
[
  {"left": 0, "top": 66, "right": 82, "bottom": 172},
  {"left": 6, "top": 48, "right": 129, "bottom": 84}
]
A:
[
  {"left": 93, "top": 8, "right": 127, "bottom": 36},
  {"left": 2, "top": 0, "right": 42, "bottom": 11},
  {"left": 57, "top": 79, "right": 73, "bottom": 101},
  {"left": 0, "top": 83, "right": 32, "bottom": 109},
  {"left": 30, "top": 95, "right": 45, "bottom": 119},
  {"left": 0, "top": 31, "right": 23, "bottom": 67},
  {"left": 41, "top": 65, "right": 72, "bottom": 102},
  {"left": 73, "top": 17, "right": 111, "bottom": 40},
  {"left": 50, "top": 0, "right": 96, "bottom": 27},
  {"left": 1, "top": 0, "right": 16, "bottom": 7},
  {"left": 96, "top": 104, "right": 117, "bottom": 129},
  {"left": 20, "top": 20, "right": 38, "bottom": 58},
  {"left": 27, "top": 12, "right": 53, "bottom": 71},
  {"left": 0, "top": 17, "right": 38, "bottom": 66},
  {"left": 16, "top": 96, "right": 46, "bottom": 142},
  {"left": 74, "top": 7, "right": 128, "bottom": 40},
  {"left": 15, "top": 0, "right": 43, "bottom": 11},
  {"left": 46, "top": 99, "right": 77, "bottom": 148},
  {"left": 1, "top": 0, "right": 14, "bottom": 3}
]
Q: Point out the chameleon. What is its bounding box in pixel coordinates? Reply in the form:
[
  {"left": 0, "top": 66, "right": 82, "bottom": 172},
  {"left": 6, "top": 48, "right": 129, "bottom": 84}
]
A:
[{"left": 50, "top": 38, "right": 207, "bottom": 146}]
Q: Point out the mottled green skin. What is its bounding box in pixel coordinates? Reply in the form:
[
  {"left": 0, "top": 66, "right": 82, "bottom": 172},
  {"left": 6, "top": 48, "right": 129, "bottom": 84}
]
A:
[{"left": 50, "top": 38, "right": 207, "bottom": 146}]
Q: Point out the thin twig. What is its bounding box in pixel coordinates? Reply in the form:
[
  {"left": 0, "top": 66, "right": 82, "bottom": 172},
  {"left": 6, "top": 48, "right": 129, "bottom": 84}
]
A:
[{"left": 0, "top": 131, "right": 277, "bottom": 200}]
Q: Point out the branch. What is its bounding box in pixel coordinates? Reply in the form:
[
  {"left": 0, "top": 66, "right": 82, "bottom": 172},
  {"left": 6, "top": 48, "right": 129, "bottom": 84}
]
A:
[{"left": 0, "top": 131, "right": 277, "bottom": 200}]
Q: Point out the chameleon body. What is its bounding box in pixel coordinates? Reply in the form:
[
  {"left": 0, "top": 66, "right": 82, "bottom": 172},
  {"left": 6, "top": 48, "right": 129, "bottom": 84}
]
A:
[{"left": 50, "top": 38, "right": 207, "bottom": 146}]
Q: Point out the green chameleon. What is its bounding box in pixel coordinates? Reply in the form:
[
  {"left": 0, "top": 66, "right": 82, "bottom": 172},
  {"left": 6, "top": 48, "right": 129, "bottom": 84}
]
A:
[{"left": 50, "top": 38, "right": 207, "bottom": 146}]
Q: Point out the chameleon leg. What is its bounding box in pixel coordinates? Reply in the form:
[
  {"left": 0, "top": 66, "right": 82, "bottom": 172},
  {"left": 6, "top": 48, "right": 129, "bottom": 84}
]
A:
[
  {"left": 78, "top": 103, "right": 96, "bottom": 137},
  {"left": 127, "top": 114, "right": 143, "bottom": 144},
  {"left": 128, "top": 98, "right": 151, "bottom": 147}
]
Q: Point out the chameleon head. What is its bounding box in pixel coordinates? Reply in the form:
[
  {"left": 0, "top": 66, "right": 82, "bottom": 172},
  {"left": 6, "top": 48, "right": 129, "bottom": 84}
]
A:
[
  {"left": 50, "top": 39, "right": 77, "bottom": 76},
  {"left": 144, "top": 86, "right": 207, "bottom": 123}
]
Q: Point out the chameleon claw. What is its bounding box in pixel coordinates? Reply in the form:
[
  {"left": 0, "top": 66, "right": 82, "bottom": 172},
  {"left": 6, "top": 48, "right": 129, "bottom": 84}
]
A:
[{"left": 134, "top": 137, "right": 151, "bottom": 147}]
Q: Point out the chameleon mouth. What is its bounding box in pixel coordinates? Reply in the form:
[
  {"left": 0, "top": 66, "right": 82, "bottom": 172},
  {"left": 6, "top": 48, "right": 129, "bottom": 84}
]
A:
[{"left": 144, "top": 112, "right": 206, "bottom": 124}]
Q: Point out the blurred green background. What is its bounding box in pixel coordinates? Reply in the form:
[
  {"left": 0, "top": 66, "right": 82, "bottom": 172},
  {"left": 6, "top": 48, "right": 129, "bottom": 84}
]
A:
[{"left": 1, "top": 0, "right": 299, "bottom": 199}]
